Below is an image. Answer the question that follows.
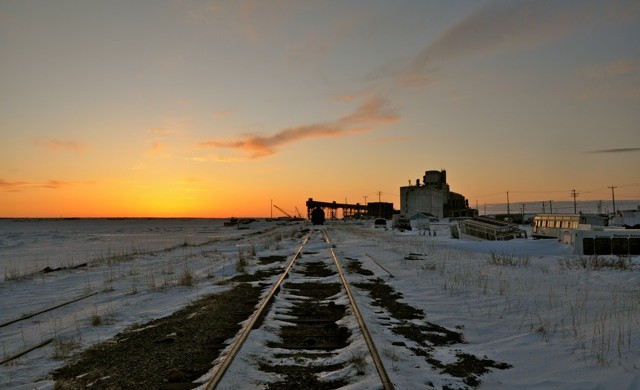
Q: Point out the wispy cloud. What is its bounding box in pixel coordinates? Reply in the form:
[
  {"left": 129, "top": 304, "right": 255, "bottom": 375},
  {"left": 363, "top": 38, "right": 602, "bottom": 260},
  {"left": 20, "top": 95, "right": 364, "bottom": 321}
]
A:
[
  {"left": 399, "top": 0, "right": 640, "bottom": 87},
  {"left": 580, "top": 58, "right": 640, "bottom": 80},
  {"left": 185, "top": 0, "right": 300, "bottom": 44},
  {"left": 198, "top": 97, "right": 399, "bottom": 159},
  {"left": 148, "top": 128, "right": 176, "bottom": 135},
  {"left": 0, "top": 179, "right": 29, "bottom": 192},
  {"left": 33, "top": 139, "right": 90, "bottom": 153},
  {"left": 574, "top": 58, "right": 640, "bottom": 100},
  {"left": 587, "top": 147, "right": 640, "bottom": 154},
  {"left": 573, "top": 58, "right": 640, "bottom": 100},
  {"left": 147, "top": 141, "right": 170, "bottom": 157},
  {"left": 212, "top": 109, "right": 233, "bottom": 120},
  {"left": 0, "top": 179, "right": 78, "bottom": 192},
  {"left": 365, "top": 135, "right": 408, "bottom": 147}
]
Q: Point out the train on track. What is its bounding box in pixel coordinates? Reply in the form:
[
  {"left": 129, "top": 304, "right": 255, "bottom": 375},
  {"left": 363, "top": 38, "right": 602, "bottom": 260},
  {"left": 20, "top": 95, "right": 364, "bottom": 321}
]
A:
[{"left": 311, "top": 207, "right": 325, "bottom": 225}]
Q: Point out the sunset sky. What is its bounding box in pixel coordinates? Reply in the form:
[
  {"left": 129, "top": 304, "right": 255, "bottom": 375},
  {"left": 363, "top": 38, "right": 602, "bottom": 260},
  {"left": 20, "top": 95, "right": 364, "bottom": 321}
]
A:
[{"left": 2, "top": 0, "right": 640, "bottom": 217}]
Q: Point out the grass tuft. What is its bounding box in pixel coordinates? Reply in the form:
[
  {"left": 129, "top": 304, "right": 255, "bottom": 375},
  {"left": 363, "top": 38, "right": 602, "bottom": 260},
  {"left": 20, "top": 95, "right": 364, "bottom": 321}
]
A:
[
  {"left": 178, "top": 265, "right": 195, "bottom": 286},
  {"left": 489, "top": 251, "right": 530, "bottom": 267},
  {"left": 559, "top": 256, "right": 632, "bottom": 271}
]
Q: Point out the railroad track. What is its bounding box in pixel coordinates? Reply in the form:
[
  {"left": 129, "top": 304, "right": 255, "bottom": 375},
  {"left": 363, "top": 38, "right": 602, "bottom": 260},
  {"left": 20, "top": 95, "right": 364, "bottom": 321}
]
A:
[
  {"left": 205, "top": 227, "right": 394, "bottom": 389},
  {"left": 0, "top": 223, "right": 286, "bottom": 386}
]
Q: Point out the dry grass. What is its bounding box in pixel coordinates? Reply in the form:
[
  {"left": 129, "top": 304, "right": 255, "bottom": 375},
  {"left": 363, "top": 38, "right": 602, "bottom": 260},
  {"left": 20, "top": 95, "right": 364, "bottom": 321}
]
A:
[
  {"left": 348, "top": 351, "right": 367, "bottom": 375},
  {"left": 559, "top": 256, "right": 632, "bottom": 271},
  {"left": 178, "top": 265, "right": 195, "bottom": 286},
  {"left": 52, "top": 338, "right": 80, "bottom": 360},
  {"left": 489, "top": 251, "right": 531, "bottom": 267}
]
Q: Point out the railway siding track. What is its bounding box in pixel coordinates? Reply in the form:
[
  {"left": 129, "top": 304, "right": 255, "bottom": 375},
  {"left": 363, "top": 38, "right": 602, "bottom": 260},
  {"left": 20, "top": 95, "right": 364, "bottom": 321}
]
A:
[
  {"left": 49, "top": 223, "right": 512, "bottom": 389},
  {"left": 206, "top": 228, "right": 393, "bottom": 389}
]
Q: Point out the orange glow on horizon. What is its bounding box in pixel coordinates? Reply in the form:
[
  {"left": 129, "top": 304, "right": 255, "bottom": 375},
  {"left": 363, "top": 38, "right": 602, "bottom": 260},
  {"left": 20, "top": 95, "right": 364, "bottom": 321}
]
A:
[{"left": 2, "top": 178, "right": 639, "bottom": 218}]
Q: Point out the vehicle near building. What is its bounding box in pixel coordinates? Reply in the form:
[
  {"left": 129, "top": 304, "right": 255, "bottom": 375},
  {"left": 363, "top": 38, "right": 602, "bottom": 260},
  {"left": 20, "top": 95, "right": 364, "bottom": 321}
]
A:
[
  {"left": 392, "top": 215, "right": 412, "bottom": 231},
  {"left": 373, "top": 218, "right": 387, "bottom": 228},
  {"left": 568, "top": 229, "right": 640, "bottom": 256},
  {"left": 531, "top": 214, "right": 607, "bottom": 239},
  {"left": 459, "top": 216, "right": 527, "bottom": 241}
]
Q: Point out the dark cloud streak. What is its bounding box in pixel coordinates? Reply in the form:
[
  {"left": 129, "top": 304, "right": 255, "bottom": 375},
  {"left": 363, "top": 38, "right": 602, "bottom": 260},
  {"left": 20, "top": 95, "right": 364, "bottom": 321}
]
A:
[
  {"left": 588, "top": 147, "right": 640, "bottom": 154},
  {"left": 400, "top": 0, "right": 640, "bottom": 87},
  {"left": 0, "top": 179, "right": 78, "bottom": 192}
]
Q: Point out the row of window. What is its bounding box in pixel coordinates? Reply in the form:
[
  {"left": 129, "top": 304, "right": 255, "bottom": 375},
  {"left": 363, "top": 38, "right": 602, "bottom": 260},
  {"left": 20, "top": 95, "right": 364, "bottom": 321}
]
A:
[
  {"left": 534, "top": 219, "right": 579, "bottom": 229},
  {"left": 582, "top": 237, "right": 640, "bottom": 256}
]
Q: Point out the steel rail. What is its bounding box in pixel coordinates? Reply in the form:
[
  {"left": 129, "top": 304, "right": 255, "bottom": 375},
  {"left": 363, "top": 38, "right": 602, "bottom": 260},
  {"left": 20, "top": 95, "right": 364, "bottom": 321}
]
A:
[
  {"left": 203, "top": 233, "right": 311, "bottom": 390},
  {"left": 0, "top": 338, "right": 53, "bottom": 365},
  {"left": 0, "top": 291, "right": 99, "bottom": 328},
  {"left": 323, "top": 229, "right": 395, "bottom": 390}
]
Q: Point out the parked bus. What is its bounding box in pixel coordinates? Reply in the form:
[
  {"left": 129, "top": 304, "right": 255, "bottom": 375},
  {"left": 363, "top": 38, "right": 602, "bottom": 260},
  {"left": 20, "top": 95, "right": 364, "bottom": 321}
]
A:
[
  {"left": 459, "top": 216, "right": 526, "bottom": 241},
  {"left": 570, "top": 229, "right": 640, "bottom": 256},
  {"left": 531, "top": 213, "right": 607, "bottom": 239}
]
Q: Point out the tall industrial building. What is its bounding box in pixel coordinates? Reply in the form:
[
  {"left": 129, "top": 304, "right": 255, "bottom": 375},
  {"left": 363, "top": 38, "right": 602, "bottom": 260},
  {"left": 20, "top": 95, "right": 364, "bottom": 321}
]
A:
[{"left": 400, "top": 170, "right": 477, "bottom": 219}]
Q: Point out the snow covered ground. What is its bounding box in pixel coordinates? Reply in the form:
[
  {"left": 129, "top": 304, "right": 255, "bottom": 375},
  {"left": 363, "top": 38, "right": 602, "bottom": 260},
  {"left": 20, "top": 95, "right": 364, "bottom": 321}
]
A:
[{"left": 1, "top": 219, "right": 639, "bottom": 389}]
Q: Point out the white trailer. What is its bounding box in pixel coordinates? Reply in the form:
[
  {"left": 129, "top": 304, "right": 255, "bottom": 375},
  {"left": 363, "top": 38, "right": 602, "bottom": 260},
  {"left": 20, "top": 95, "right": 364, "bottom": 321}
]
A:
[{"left": 569, "top": 229, "right": 640, "bottom": 256}]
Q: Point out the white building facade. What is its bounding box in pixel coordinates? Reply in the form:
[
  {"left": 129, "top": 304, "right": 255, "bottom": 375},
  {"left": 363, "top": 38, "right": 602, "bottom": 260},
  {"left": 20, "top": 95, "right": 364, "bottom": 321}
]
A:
[
  {"left": 400, "top": 170, "right": 476, "bottom": 219},
  {"left": 400, "top": 185, "right": 447, "bottom": 218}
]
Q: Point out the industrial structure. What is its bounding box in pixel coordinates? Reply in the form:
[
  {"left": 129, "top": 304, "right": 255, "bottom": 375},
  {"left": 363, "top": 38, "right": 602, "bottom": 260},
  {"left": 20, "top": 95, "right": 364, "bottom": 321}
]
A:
[
  {"left": 400, "top": 170, "right": 477, "bottom": 219},
  {"left": 305, "top": 198, "right": 395, "bottom": 220}
]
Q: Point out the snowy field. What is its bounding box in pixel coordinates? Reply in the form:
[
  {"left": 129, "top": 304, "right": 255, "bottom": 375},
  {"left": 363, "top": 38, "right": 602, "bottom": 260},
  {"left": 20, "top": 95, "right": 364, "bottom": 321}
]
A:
[
  {"left": 0, "top": 219, "right": 237, "bottom": 274},
  {"left": 1, "top": 218, "right": 639, "bottom": 389}
]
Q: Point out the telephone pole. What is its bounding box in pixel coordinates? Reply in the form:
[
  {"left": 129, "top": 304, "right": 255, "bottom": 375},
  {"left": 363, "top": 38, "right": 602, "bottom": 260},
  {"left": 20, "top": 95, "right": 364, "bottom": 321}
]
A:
[
  {"left": 571, "top": 190, "right": 579, "bottom": 213},
  {"left": 506, "top": 191, "right": 510, "bottom": 215},
  {"left": 549, "top": 200, "right": 553, "bottom": 214},
  {"left": 609, "top": 186, "right": 617, "bottom": 214}
]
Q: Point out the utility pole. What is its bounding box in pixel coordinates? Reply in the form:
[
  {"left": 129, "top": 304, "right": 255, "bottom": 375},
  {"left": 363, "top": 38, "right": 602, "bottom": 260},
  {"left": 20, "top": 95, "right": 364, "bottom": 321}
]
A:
[
  {"left": 571, "top": 190, "right": 579, "bottom": 213},
  {"left": 542, "top": 201, "right": 546, "bottom": 214},
  {"left": 377, "top": 191, "right": 382, "bottom": 203},
  {"left": 506, "top": 191, "right": 510, "bottom": 216},
  {"left": 363, "top": 195, "right": 368, "bottom": 205},
  {"left": 521, "top": 204, "right": 525, "bottom": 220},
  {"left": 549, "top": 200, "right": 553, "bottom": 214},
  {"left": 609, "top": 186, "right": 617, "bottom": 215}
]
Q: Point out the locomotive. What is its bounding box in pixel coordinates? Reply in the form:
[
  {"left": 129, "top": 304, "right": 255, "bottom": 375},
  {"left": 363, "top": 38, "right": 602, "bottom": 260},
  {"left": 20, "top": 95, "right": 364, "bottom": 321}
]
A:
[{"left": 311, "top": 207, "right": 325, "bottom": 225}]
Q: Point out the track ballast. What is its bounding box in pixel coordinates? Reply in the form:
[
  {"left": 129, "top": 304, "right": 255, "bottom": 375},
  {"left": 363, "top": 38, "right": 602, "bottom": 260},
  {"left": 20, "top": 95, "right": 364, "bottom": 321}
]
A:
[{"left": 205, "top": 227, "right": 393, "bottom": 389}]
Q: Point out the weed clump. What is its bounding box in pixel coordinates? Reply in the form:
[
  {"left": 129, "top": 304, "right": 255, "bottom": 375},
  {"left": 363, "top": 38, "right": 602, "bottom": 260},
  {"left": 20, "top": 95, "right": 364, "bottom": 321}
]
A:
[
  {"left": 178, "top": 266, "right": 195, "bottom": 286},
  {"left": 559, "top": 256, "right": 632, "bottom": 271},
  {"left": 489, "top": 251, "right": 530, "bottom": 267}
]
